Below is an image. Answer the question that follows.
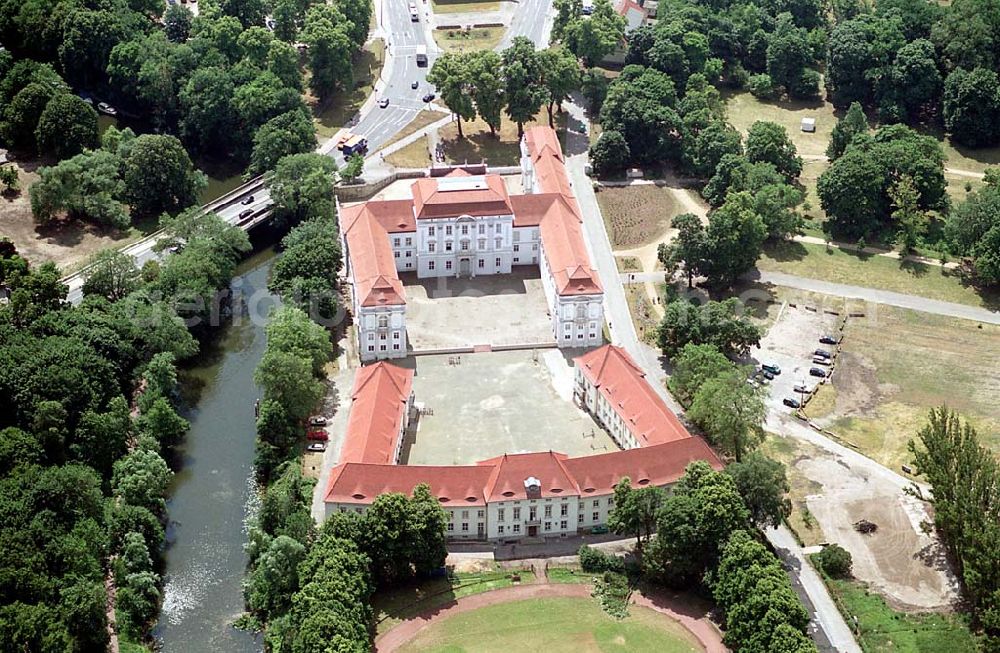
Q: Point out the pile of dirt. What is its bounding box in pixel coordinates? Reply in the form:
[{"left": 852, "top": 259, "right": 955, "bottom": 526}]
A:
[{"left": 854, "top": 519, "right": 878, "bottom": 535}]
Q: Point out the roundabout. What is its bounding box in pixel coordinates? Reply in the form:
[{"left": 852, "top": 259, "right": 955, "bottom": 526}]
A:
[{"left": 375, "top": 582, "right": 727, "bottom": 653}]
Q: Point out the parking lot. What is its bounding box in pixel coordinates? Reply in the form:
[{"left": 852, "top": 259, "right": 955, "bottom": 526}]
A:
[
  {"left": 402, "top": 268, "right": 556, "bottom": 350},
  {"left": 398, "top": 349, "right": 617, "bottom": 465},
  {"left": 754, "top": 303, "right": 843, "bottom": 413}
]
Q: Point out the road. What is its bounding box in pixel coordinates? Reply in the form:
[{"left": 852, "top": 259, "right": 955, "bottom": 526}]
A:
[
  {"left": 563, "top": 98, "right": 860, "bottom": 653},
  {"left": 498, "top": 0, "right": 555, "bottom": 49}
]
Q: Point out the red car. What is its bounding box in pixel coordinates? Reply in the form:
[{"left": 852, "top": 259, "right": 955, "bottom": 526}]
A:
[{"left": 306, "top": 429, "right": 328, "bottom": 441}]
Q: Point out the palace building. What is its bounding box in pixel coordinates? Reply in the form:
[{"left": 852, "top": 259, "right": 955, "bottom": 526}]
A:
[
  {"left": 323, "top": 345, "right": 722, "bottom": 542},
  {"left": 340, "top": 126, "right": 604, "bottom": 362}
]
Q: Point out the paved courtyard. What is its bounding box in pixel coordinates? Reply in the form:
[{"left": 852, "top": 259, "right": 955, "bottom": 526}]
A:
[
  {"left": 398, "top": 349, "right": 618, "bottom": 465},
  {"left": 403, "top": 268, "right": 556, "bottom": 350}
]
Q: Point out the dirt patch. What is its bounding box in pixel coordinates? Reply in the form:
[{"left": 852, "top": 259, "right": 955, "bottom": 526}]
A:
[
  {"left": 594, "top": 184, "right": 679, "bottom": 248},
  {"left": 825, "top": 350, "right": 881, "bottom": 416}
]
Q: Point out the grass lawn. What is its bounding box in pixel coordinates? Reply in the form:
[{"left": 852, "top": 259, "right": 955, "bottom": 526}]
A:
[
  {"left": 432, "top": 0, "right": 501, "bottom": 12},
  {"left": 395, "top": 596, "right": 704, "bottom": 653},
  {"left": 594, "top": 184, "right": 679, "bottom": 249},
  {"left": 373, "top": 569, "right": 535, "bottom": 636},
  {"left": 311, "top": 38, "right": 385, "bottom": 139},
  {"left": 804, "top": 305, "right": 1000, "bottom": 467},
  {"left": 433, "top": 26, "right": 504, "bottom": 53},
  {"left": 546, "top": 567, "right": 593, "bottom": 584},
  {"left": 817, "top": 569, "right": 980, "bottom": 653},
  {"left": 757, "top": 240, "right": 1000, "bottom": 309},
  {"left": 386, "top": 135, "right": 431, "bottom": 168},
  {"left": 378, "top": 109, "right": 448, "bottom": 151},
  {"left": 724, "top": 89, "right": 837, "bottom": 158},
  {"left": 438, "top": 110, "right": 563, "bottom": 166}
]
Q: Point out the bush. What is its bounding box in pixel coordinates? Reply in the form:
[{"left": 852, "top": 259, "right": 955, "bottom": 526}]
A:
[
  {"left": 578, "top": 545, "right": 625, "bottom": 573},
  {"left": 815, "top": 543, "right": 852, "bottom": 578},
  {"left": 589, "top": 130, "right": 630, "bottom": 176},
  {"left": 789, "top": 68, "right": 821, "bottom": 100},
  {"left": 748, "top": 74, "right": 777, "bottom": 100}
]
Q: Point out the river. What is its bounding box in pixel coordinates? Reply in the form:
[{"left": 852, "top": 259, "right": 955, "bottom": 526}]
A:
[{"left": 154, "top": 247, "right": 278, "bottom": 652}]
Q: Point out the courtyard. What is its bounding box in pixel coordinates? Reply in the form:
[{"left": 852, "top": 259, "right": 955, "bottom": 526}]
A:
[
  {"left": 397, "top": 349, "right": 618, "bottom": 465},
  {"left": 402, "top": 268, "right": 556, "bottom": 351}
]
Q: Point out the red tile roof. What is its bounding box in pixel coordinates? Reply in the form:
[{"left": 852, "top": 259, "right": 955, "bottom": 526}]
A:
[
  {"left": 340, "top": 202, "right": 407, "bottom": 307},
  {"left": 324, "top": 462, "right": 494, "bottom": 506},
  {"left": 478, "top": 450, "right": 580, "bottom": 501},
  {"left": 562, "top": 437, "right": 722, "bottom": 495},
  {"left": 411, "top": 174, "right": 513, "bottom": 219},
  {"left": 338, "top": 362, "right": 414, "bottom": 465},
  {"left": 522, "top": 126, "right": 602, "bottom": 296},
  {"left": 575, "top": 345, "right": 691, "bottom": 446}
]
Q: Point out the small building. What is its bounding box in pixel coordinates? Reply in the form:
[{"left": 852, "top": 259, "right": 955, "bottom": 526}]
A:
[{"left": 801, "top": 117, "right": 816, "bottom": 133}]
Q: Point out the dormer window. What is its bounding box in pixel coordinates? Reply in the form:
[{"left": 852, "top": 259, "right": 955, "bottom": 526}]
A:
[{"left": 524, "top": 476, "right": 541, "bottom": 499}]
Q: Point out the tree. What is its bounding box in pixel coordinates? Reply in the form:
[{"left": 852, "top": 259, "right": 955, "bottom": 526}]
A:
[
  {"left": 658, "top": 213, "right": 705, "bottom": 288},
  {"left": 268, "top": 153, "right": 337, "bottom": 225},
  {"left": 826, "top": 101, "right": 868, "bottom": 160},
  {"left": 122, "top": 134, "right": 206, "bottom": 217},
  {"left": 58, "top": 579, "right": 109, "bottom": 651},
  {"left": 112, "top": 449, "right": 173, "bottom": 516},
  {"left": 501, "top": 37, "right": 546, "bottom": 137},
  {"left": 82, "top": 249, "right": 139, "bottom": 301},
  {"left": 179, "top": 67, "right": 239, "bottom": 156},
  {"left": 607, "top": 478, "right": 665, "bottom": 550},
  {"left": 268, "top": 41, "right": 304, "bottom": 91},
  {"left": 247, "top": 110, "right": 317, "bottom": 177},
  {"left": 58, "top": 9, "right": 129, "bottom": 88},
  {"left": 302, "top": 4, "right": 355, "bottom": 101},
  {"left": 164, "top": 4, "right": 193, "bottom": 42},
  {"left": 946, "top": 178, "right": 1000, "bottom": 285},
  {"left": 688, "top": 369, "right": 766, "bottom": 461},
  {"left": 889, "top": 174, "right": 929, "bottom": 252},
  {"left": 138, "top": 397, "right": 189, "bottom": 449},
  {"left": 335, "top": 0, "right": 374, "bottom": 47},
  {"left": 1, "top": 83, "right": 56, "bottom": 151},
  {"left": 468, "top": 50, "right": 504, "bottom": 137},
  {"left": 255, "top": 350, "right": 324, "bottom": 421},
  {"left": 765, "top": 16, "right": 814, "bottom": 98},
  {"left": 881, "top": 38, "right": 941, "bottom": 122},
  {"left": 264, "top": 306, "right": 332, "bottom": 375},
  {"left": 725, "top": 452, "right": 792, "bottom": 527},
  {"left": 814, "top": 543, "right": 853, "bottom": 578},
  {"left": 562, "top": 0, "right": 625, "bottom": 67},
  {"left": 943, "top": 67, "right": 1000, "bottom": 148},
  {"left": 657, "top": 298, "right": 762, "bottom": 358},
  {"left": 35, "top": 94, "right": 99, "bottom": 160},
  {"left": 745, "top": 121, "right": 802, "bottom": 180},
  {"left": 30, "top": 150, "right": 129, "bottom": 229},
  {"left": 685, "top": 121, "right": 743, "bottom": 179},
  {"left": 539, "top": 46, "right": 580, "bottom": 127},
  {"left": 589, "top": 130, "right": 630, "bottom": 176},
  {"left": 0, "top": 166, "right": 21, "bottom": 194},
  {"left": 246, "top": 535, "right": 307, "bottom": 620},
  {"left": 699, "top": 192, "right": 767, "bottom": 288},
  {"left": 668, "top": 343, "right": 734, "bottom": 406},
  {"left": 221, "top": 0, "right": 267, "bottom": 27}
]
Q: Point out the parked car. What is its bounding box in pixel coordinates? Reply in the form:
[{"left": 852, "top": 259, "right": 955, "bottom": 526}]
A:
[
  {"left": 591, "top": 525, "right": 609, "bottom": 534},
  {"left": 812, "top": 356, "right": 831, "bottom": 365},
  {"left": 306, "top": 429, "right": 328, "bottom": 441},
  {"left": 97, "top": 102, "right": 117, "bottom": 116},
  {"left": 411, "top": 80, "right": 419, "bottom": 89},
  {"left": 762, "top": 363, "right": 781, "bottom": 375},
  {"left": 762, "top": 369, "right": 775, "bottom": 380},
  {"left": 309, "top": 416, "right": 327, "bottom": 426},
  {"left": 238, "top": 208, "right": 254, "bottom": 219},
  {"left": 793, "top": 384, "right": 809, "bottom": 394},
  {"left": 167, "top": 244, "right": 184, "bottom": 254},
  {"left": 783, "top": 397, "right": 801, "bottom": 408},
  {"left": 306, "top": 442, "right": 327, "bottom": 453},
  {"left": 241, "top": 195, "right": 255, "bottom": 205},
  {"left": 809, "top": 367, "right": 829, "bottom": 378},
  {"left": 814, "top": 349, "right": 832, "bottom": 358},
  {"left": 378, "top": 98, "right": 389, "bottom": 108},
  {"left": 422, "top": 92, "right": 436, "bottom": 103},
  {"left": 819, "top": 335, "right": 840, "bottom": 345}
]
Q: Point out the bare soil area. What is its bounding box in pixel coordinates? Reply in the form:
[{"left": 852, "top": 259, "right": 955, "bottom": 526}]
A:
[{"left": 595, "top": 183, "right": 679, "bottom": 249}]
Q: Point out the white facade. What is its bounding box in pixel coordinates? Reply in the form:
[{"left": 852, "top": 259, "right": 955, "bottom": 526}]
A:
[
  {"left": 357, "top": 304, "right": 407, "bottom": 361},
  {"left": 415, "top": 213, "right": 516, "bottom": 278},
  {"left": 575, "top": 368, "right": 643, "bottom": 449}
]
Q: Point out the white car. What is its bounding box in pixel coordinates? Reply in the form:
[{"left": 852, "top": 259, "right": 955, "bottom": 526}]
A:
[{"left": 306, "top": 442, "right": 327, "bottom": 453}]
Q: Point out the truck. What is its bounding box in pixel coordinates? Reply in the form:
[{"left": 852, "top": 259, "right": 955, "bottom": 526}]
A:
[
  {"left": 336, "top": 133, "right": 369, "bottom": 156},
  {"left": 415, "top": 44, "right": 427, "bottom": 66},
  {"left": 409, "top": 2, "right": 418, "bottom": 20}
]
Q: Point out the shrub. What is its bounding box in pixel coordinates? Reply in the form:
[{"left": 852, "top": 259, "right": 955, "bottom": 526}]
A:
[
  {"left": 748, "top": 74, "right": 777, "bottom": 100},
  {"left": 815, "top": 543, "right": 852, "bottom": 578},
  {"left": 578, "top": 545, "right": 625, "bottom": 573}
]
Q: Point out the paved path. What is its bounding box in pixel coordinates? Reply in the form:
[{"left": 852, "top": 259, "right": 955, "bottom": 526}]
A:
[
  {"left": 802, "top": 152, "right": 987, "bottom": 180},
  {"left": 621, "top": 270, "right": 999, "bottom": 324},
  {"left": 374, "top": 582, "right": 728, "bottom": 652}
]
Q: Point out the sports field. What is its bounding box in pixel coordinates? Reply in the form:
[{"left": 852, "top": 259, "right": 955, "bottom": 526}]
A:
[{"left": 395, "top": 596, "right": 704, "bottom": 653}]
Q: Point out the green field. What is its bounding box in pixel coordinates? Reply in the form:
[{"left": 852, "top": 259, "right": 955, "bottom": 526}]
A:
[
  {"left": 817, "top": 569, "right": 980, "bottom": 653},
  {"left": 395, "top": 596, "right": 704, "bottom": 652},
  {"left": 757, "top": 240, "right": 999, "bottom": 309}
]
